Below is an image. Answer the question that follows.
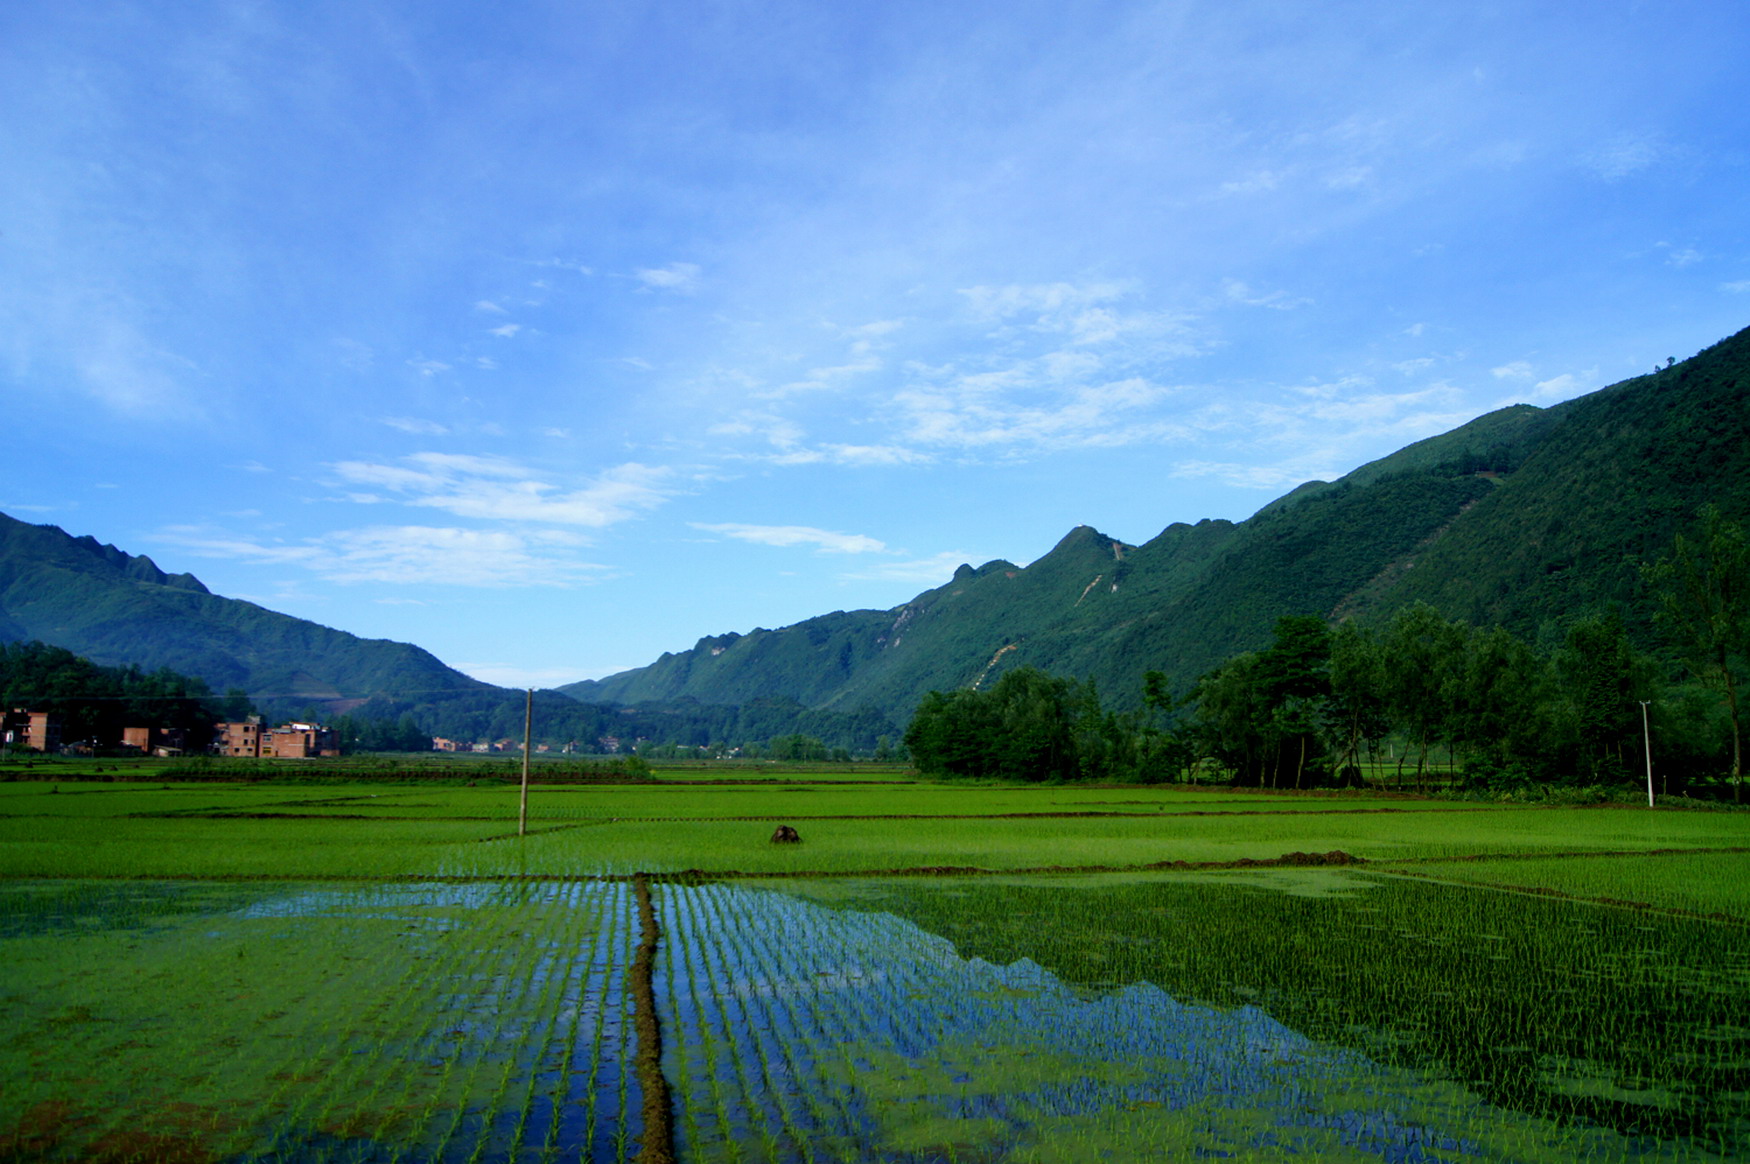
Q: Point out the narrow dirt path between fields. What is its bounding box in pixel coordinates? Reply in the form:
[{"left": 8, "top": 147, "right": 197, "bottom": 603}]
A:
[{"left": 630, "top": 873, "right": 675, "bottom": 1164}]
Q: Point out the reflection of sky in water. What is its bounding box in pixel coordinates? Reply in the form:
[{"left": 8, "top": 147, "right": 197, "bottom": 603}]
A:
[
  {"left": 663, "top": 883, "right": 1716, "bottom": 1163},
  {"left": 230, "top": 880, "right": 645, "bottom": 1164},
  {"left": 0, "top": 879, "right": 645, "bottom": 1164},
  {"left": 3, "top": 879, "right": 1729, "bottom": 1162}
]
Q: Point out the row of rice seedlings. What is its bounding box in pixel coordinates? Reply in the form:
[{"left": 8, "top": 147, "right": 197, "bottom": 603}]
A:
[
  {"left": 686, "top": 880, "right": 860, "bottom": 1159},
  {"left": 248, "top": 883, "right": 532, "bottom": 1160},
  {"left": 660, "top": 880, "right": 993, "bottom": 1162},
  {"left": 310, "top": 885, "right": 510, "bottom": 1150},
  {"left": 687, "top": 881, "right": 1543, "bottom": 1160},
  {"left": 227, "top": 887, "right": 479, "bottom": 1157},
  {"left": 840, "top": 872, "right": 1750, "bottom": 1159},
  {"left": 424, "top": 880, "right": 636, "bottom": 1164},
  {"left": 656, "top": 886, "right": 713, "bottom": 1161},
  {"left": 693, "top": 886, "right": 838, "bottom": 1154},
  {"left": 69, "top": 877, "right": 640, "bottom": 1164},
  {"left": 448, "top": 881, "right": 588, "bottom": 1163},
  {"left": 672, "top": 882, "right": 798, "bottom": 1161},
  {"left": 509, "top": 878, "right": 634, "bottom": 1163},
  {"left": 0, "top": 882, "right": 360, "bottom": 1158},
  {"left": 663, "top": 879, "right": 764, "bottom": 1162},
  {"left": 420, "top": 882, "right": 560, "bottom": 1160},
  {"left": 499, "top": 879, "right": 600, "bottom": 1161}
]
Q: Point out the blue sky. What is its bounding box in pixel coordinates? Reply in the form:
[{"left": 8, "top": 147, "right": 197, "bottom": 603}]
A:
[{"left": 4, "top": 0, "right": 1749, "bottom": 688}]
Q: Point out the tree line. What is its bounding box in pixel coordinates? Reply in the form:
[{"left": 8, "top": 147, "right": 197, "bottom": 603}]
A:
[
  {"left": 0, "top": 641, "right": 254, "bottom": 751},
  {"left": 906, "top": 507, "right": 1749, "bottom": 798}
]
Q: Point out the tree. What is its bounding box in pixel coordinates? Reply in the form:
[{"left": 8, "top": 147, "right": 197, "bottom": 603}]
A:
[
  {"left": 1256, "top": 615, "right": 1332, "bottom": 789},
  {"left": 1645, "top": 506, "right": 1750, "bottom": 799},
  {"left": 1448, "top": 625, "right": 1543, "bottom": 775},
  {"left": 1381, "top": 604, "right": 1466, "bottom": 789},
  {"left": 1554, "top": 612, "right": 1658, "bottom": 785},
  {"left": 1327, "top": 622, "right": 1389, "bottom": 782}
]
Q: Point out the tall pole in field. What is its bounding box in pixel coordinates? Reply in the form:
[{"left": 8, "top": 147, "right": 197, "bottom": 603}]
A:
[
  {"left": 519, "top": 688, "right": 532, "bottom": 837},
  {"left": 1639, "top": 700, "right": 1654, "bottom": 809}
]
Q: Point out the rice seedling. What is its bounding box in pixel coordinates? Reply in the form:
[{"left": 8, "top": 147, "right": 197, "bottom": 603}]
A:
[{"left": 3, "top": 775, "right": 1747, "bottom": 1161}]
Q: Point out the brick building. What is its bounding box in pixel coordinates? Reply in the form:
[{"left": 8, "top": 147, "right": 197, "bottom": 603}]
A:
[
  {"left": 3, "top": 709, "right": 62, "bottom": 753},
  {"left": 214, "top": 717, "right": 339, "bottom": 758},
  {"left": 120, "top": 726, "right": 188, "bottom": 757}
]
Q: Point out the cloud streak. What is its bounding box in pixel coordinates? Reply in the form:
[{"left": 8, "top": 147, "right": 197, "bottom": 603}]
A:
[
  {"left": 691, "top": 523, "right": 887, "bottom": 554},
  {"left": 156, "top": 524, "right": 607, "bottom": 587},
  {"left": 329, "top": 454, "right": 673, "bottom": 528}
]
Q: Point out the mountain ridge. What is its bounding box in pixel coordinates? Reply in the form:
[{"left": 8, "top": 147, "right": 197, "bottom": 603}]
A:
[
  {"left": 563, "top": 325, "right": 1750, "bottom": 722},
  {"left": 0, "top": 513, "right": 495, "bottom": 705}
]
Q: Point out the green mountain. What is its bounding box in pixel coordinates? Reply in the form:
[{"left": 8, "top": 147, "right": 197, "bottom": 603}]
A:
[
  {"left": 564, "top": 324, "right": 1750, "bottom": 722},
  {"left": 0, "top": 513, "right": 494, "bottom": 707},
  {"left": 0, "top": 513, "right": 902, "bottom": 751}
]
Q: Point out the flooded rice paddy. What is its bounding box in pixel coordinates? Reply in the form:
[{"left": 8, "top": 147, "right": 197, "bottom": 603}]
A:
[{"left": 1, "top": 870, "right": 1746, "bottom": 1162}]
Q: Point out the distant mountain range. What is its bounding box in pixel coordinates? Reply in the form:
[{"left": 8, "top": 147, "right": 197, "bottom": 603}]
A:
[
  {"left": 4, "top": 323, "right": 1746, "bottom": 739},
  {"left": 0, "top": 513, "right": 496, "bottom": 708},
  {"left": 563, "top": 324, "right": 1750, "bottom": 720}
]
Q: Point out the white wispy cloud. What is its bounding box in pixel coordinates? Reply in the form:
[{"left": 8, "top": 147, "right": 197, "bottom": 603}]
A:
[
  {"left": 1722, "top": 281, "right": 1750, "bottom": 294},
  {"left": 1491, "top": 360, "right": 1534, "bottom": 380},
  {"left": 475, "top": 300, "right": 507, "bottom": 314},
  {"left": 1161, "top": 373, "right": 1477, "bottom": 490},
  {"left": 960, "top": 280, "right": 1187, "bottom": 347},
  {"left": 894, "top": 375, "right": 1185, "bottom": 451},
  {"left": 1526, "top": 369, "right": 1597, "bottom": 403},
  {"left": 156, "top": 523, "right": 606, "bottom": 587},
  {"left": 1221, "top": 279, "right": 1311, "bottom": 310},
  {"left": 635, "top": 262, "right": 701, "bottom": 292},
  {"left": 1171, "top": 460, "right": 1333, "bottom": 490},
  {"left": 489, "top": 323, "right": 522, "bottom": 338},
  {"left": 381, "top": 416, "right": 449, "bottom": 435},
  {"left": 1218, "top": 170, "right": 1282, "bottom": 197},
  {"left": 327, "top": 454, "right": 673, "bottom": 528},
  {"left": 72, "top": 319, "right": 198, "bottom": 416},
  {"left": 690, "top": 523, "right": 887, "bottom": 554},
  {"left": 1585, "top": 132, "right": 1661, "bottom": 181},
  {"left": 849, "top": 280, "right": 1203, "bottom": 455},
  {"left": 762, "top": 355, "right": 884, "bottom": 399},
  {"left": 407, "top": 357, "right": 451, "bottom": 377},
  {"left": 839, "top": 551, "right": 978, "bottom": 584},
  {"left": 767, "top": 444, "right": 931, "bottom": 467}
]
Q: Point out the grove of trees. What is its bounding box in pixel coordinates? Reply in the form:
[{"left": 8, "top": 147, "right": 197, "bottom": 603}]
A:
[{"left": 0, "top": 641, "right": 252, "bottom": 752}]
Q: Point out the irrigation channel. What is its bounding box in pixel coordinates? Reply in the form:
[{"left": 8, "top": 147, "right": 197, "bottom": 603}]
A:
[{"left": 2, "top": 869, "right": 1747, "bottom": 1162}]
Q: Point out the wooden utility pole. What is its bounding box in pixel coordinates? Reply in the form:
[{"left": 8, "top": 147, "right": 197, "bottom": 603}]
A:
[{"left": 519, "top": 688, "right": 532, "bottom": 837}]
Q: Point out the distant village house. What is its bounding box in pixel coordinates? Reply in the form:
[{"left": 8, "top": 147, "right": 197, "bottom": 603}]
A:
[
  {"left": 214, "top": 717, "right": 340, "bottom": 758},
  {"left": 120, "top": 726, "right": 186, "bottom": 757},
  {"left": 2, "top": 708, "right": 61, "bottom": 753}
]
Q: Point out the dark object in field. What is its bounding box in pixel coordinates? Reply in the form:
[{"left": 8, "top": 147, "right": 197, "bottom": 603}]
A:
[{"left": 769, "top": 824, "right": 802, "bottom": 844}]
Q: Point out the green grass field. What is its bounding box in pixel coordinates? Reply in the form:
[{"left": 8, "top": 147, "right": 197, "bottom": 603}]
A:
[{"left": 2, "top": 768, "right": 1746, "bottom": 1161}]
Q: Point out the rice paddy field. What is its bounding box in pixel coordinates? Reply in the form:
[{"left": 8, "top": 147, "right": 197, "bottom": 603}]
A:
[{"left": 1, "top": 770, "right": 1747, "bottom": 1162}]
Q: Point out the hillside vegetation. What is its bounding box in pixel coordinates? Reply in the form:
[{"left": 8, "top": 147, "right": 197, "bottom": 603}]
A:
[
  {"left": 0, "top": 514, "right": 492, "bottom": 706},
  {"left": 566, "top": 325, "right": 1750, "bottom": 724}
]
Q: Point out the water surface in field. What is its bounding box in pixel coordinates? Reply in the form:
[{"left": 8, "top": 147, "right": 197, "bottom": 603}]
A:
[
  {"left": 677, "top": 869, "right": 1749, "bottom": 1162},
  {"left": 0, "top": 871, "right": 1744, "bottom": 1162},
  {"left": 0, "top": 879, "right": 643, "bottom": 1163}
]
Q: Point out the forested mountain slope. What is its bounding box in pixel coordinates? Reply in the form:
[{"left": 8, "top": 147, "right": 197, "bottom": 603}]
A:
[
  {"left": 0, "top": 513, "right": 902, "bottom": 751},
  {"left": 0, "top": 513, "right": 494, "bottom": 705},
  {"left": 1359, "top": 330, "right": 1750, "bottom": 640},
  {"left": 566, "top": 325, "right": 1750, "bottom": 722}
]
